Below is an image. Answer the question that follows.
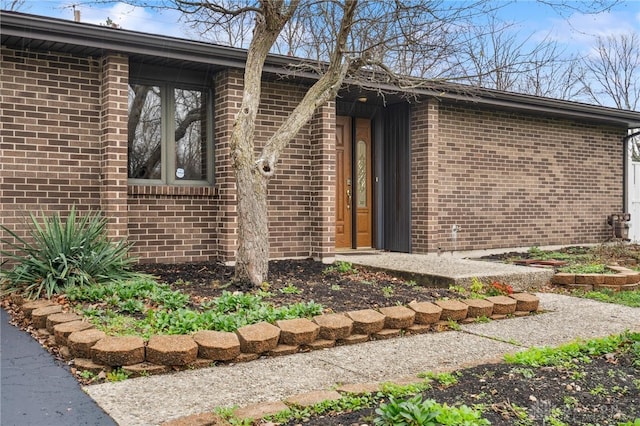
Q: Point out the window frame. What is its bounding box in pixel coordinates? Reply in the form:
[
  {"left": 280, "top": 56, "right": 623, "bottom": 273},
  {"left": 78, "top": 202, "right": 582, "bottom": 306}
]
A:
[{"left": 127, "top": 64, "right": 215, "bottom": 187}]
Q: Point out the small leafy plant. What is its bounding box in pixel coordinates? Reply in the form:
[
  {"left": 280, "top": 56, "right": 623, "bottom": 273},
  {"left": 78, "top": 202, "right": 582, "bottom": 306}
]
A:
[
  {"left": 279, "top": 283, "right": 302, "bottom": 295},
  {"left": 374, "top": 394, "right": 489, "bottom": 426}
]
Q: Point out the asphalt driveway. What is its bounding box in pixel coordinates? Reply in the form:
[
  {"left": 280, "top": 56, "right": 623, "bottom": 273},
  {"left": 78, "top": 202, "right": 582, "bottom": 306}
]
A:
[{"left": 1, "top": 308, "right": 116, "bottom": 426}]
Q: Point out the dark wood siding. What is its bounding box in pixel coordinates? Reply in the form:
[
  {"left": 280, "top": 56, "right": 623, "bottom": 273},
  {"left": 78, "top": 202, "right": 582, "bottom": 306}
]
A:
[{"left": 382, "top": 103, "right": 411, "bottom": 252}]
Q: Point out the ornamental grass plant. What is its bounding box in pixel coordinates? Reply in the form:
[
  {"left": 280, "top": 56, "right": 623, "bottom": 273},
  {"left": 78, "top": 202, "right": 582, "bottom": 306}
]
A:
[{"left": 1, "top": 206, "right": 146, "bottom": 299}]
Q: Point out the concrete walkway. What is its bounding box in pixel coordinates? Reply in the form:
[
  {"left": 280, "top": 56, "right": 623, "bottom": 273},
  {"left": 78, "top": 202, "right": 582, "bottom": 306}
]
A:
[
  {"left": 336, "top": 251, "right": 554, "bottom": 290},
  {"left": 84, "top": 293, "right": 640, "bottom": 426}
]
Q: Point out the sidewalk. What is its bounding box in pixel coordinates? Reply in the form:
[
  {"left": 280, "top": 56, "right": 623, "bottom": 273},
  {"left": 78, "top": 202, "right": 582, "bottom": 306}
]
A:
[
  {"left": 0, "top": 309, "right": 116, "bottom": 426},
  {"left": 83, "top": 293, "right": 640, "bottom": 425}
]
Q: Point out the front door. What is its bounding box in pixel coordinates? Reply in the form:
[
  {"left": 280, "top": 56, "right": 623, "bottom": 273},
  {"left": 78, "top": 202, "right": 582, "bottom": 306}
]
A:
[{"left": 335, "top": 116, "right": 373, "bottom": 249}]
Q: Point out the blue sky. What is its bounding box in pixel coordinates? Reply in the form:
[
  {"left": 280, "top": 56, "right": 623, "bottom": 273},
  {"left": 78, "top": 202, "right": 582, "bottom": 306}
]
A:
[{"left": 10, "top": 0, "right": 640, "bottom": 55}]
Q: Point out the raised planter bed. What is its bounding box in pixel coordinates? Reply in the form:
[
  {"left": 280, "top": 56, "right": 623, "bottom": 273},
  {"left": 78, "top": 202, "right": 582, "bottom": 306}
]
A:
[{"left": 551, "top": 265, "right": 640, "bottom": 292}]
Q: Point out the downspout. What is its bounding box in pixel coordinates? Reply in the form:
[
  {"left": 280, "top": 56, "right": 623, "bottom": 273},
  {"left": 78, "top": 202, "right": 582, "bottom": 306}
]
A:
[{"left": 623, "top": 130, "right": 640, "bottom": 212}]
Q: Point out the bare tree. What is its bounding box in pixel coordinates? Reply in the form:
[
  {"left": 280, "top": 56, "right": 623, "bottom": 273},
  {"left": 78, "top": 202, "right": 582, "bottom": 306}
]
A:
[
  {"left": 446, "top": 13, "right": 579, "bottom": 95},
  {"left": 1, "top": 0, "right": 25, "bottom": 11},
  {"left": 580, "top": 32, "right": 640, "bottom": 111},
  {"left": 124, "top": 0, "right": 620, "bottom": 286}
]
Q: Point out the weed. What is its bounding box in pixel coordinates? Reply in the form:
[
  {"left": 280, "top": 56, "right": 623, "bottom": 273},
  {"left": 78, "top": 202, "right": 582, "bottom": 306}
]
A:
[
  {"left": 447, "top": 319, "right": 461, "bottom": 331},
  {"left": 474, "top": 315, "right": 492, "bottom": 323},
  {"left": 419, "top": 371, "right": 460, "bottom": 387},
  {"left": 324, "top": 260, "right": 357, "bottom": 275},
  {"left": 106, "top": 368, "right": 129, "bottom": 382},
  {"left": 562, "top": 395, "right": 578, "bottom": 408},
  {"left": 510, "top": 367, "right": 536, "bottom": 379},
  {"left": 78, "top": 370, "right": 97, "bottom": 381},
  {"left": 470, "top": 277, "right": 484, "bottom": 294},
  {"left": 279, "top": 283, "right": 302, "bottom": 295},
  {"left": 331, "top": 284, "right": 342, "bottom": 291},
  {"left": 381, "top": 286, "right": 394, "bottom": 298},
  {"left": 504, "top": 334, "right": 626, "bottom": 368},
  {"left": 449, "top": 284, "right": 468, "bottom": 295},
  {"left": 558, "top": 263, "right": 611, "bottom": 274}
]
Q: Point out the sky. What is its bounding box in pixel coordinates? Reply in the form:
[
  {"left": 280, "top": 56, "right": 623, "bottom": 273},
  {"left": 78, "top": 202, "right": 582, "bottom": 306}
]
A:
[{"left": 9, "top": 1, "right": 640, "bottom": 55}]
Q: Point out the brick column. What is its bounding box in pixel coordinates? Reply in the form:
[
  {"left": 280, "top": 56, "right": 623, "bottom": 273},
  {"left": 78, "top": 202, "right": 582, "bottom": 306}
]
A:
[
  {"left": 309, "top": 102, "right": 336, "bottom": 262},
  {"left": 411, "top": 99, "right": 440, "bottom": 253},
  {"left": 213, "top": 69, "right": 243, "bottom": 264},
  {"left": 99, "top": 53, "right": 129, "bottom": 240},
  {"left": 425, "top": 99, "right": 441, "bottom": 252}
]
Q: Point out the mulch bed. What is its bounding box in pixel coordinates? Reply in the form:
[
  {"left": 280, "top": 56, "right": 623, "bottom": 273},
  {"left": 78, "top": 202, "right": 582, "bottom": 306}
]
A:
[
  {"left": 279, "top": 351, "right": 639, "bottom": 425},
  {"left": 134, "top": 258, "right": 459, "bottom": 313}
]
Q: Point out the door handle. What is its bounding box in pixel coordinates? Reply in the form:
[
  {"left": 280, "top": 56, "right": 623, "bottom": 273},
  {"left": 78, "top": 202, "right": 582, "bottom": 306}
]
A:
[{"left": 346, "top": 189, "right": 351, "bottom": 209}]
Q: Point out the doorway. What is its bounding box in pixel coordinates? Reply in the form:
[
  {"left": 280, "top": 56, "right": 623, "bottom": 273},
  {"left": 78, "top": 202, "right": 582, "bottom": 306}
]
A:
[{"left": 335, "top": 116, "right": 373, "bottom": 249}]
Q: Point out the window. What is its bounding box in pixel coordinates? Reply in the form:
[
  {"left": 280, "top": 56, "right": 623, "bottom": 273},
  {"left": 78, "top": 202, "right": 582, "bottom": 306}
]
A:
[{"left": 127, "top": 82, "right": 213, "bottom": 185}]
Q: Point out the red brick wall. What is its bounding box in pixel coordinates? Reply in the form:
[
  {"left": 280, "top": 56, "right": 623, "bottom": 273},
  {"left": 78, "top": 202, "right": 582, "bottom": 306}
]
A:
[
  {"left": 411, "top": 101, "right": 626, "bottom": 252},
  {"left": 1, "top": 46, "right": 103, "bottom": 245}
]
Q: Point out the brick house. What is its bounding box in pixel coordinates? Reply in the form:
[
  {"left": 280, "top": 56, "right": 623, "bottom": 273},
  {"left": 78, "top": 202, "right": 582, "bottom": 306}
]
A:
[{"left": 2, "top": 10, "right": 640, "bottom": 266}]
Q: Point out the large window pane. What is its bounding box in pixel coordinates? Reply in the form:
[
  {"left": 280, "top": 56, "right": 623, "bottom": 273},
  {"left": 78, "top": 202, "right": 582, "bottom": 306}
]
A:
[
  {"left": 174, "top": 88, "right": 207, "bottom": 181},
  {"left": 128, "top": 84, "right": 162, "bottom": 179}
]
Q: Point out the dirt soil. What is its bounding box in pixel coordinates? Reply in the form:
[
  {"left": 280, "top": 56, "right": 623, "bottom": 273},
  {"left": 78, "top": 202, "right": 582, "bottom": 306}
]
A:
[
  {"left": 279, "top": 351, "right": 639, "bottom": 425},
  {"left": 134, "top": 259, "right": 458, "bottom": 313}
]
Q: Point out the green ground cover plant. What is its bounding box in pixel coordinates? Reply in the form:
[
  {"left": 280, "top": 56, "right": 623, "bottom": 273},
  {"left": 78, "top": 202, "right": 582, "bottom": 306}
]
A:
[
  {"left": 571, "top": 288, "right": 640, "bottom": 308},
  {"left": 0, "top": 207, "right": 146, "bottom": 299},
  {"left": 70, "top": 280, "right": 324, "bottom": 337}
]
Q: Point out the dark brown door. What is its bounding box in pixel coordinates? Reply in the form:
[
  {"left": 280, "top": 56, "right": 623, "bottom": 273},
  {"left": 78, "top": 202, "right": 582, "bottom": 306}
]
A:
[{"left": 335, "top": 116, "right": 373, "bottom": 249}]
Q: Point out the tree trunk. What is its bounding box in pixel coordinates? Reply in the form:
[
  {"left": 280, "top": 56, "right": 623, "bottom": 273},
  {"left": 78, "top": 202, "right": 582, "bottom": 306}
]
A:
[{"left": 234, "top": 159, "right": 269, "bottom": 286}]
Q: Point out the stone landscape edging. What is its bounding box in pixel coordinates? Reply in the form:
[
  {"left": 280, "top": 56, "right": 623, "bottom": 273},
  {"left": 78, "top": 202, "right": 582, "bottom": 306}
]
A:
[
  {"left": 16, "top": 293, "right": 541, "bottom": 377},
  {"left": 550, "top": 265, "right": 640, "bottom": 292}
]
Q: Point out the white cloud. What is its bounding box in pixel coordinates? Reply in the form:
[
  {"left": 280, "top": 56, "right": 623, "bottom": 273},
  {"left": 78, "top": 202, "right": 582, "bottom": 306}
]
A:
[
  {"left": 42, "top": 1, "right": 188, "bottom": 38},
  {"left": 544, "top": 9, "right": 640, "bottom": 52},
  {"left": 81, "top": 3, "right": 185, "bottom": 37}
]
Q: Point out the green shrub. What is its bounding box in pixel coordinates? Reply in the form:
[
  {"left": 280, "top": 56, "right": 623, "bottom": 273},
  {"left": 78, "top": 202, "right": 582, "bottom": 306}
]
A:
[{"left": 1, "top": 206, "right": 144, "bottom": 299}]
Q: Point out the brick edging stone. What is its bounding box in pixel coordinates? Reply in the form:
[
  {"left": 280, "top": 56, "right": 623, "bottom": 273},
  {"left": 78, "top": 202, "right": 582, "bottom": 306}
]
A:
[
  {"left": 551, "top": 265, "right": 640, "bottom": 292},
  {"left": 16, "top": 293, "right": 540, "bottom": 376}
]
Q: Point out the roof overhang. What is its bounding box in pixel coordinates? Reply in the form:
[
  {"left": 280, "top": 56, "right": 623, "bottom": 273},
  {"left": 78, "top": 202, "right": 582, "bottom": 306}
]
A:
[{"left": 2, "top": 10, "right": 640, "bottom": 129}]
